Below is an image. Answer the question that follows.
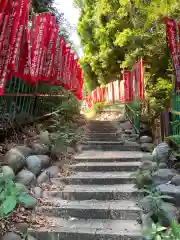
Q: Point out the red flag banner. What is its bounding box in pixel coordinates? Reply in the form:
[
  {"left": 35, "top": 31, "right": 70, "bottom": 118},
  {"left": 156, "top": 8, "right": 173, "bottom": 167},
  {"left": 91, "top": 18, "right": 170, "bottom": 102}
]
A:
[
  {"left": 165, "top": 17, "right": 180, "bottom": 87},
  {"left": 124, "top": 71, "right": 132, "bottom": 101}
]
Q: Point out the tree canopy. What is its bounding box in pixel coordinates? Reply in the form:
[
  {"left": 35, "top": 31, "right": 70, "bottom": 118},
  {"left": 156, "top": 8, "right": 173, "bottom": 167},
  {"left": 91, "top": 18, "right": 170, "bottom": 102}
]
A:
[{"left": 75, "top": 0, "right": 179, "bottom": 96}]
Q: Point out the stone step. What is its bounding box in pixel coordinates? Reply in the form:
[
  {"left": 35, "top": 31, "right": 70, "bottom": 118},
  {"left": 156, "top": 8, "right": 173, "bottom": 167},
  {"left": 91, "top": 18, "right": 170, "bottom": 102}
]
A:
[
  {"left": 37, "top": 199, "right": 141, "bottom": 220},
  {"left": 44, "top": 184, "right": 141, "bottom": 201},
  {"left": 85, "top": 133, "right": 121, "bottom": 141},
  {"left": 54, "top": 172, "right": 135, "bottom": 185},
  {"left": 86, "top": 128, "right": 119, "bottom": 133},
  {"left": 67, "top": 162, "right": 141, "bottom": 172},
  {"left": 74, "top": 150, "right": 148, "bottom": 162},
  {"left": 29, "top": 217, "right": 141, "bottom": 240},
  {"left": 80, "top": 141, "right": 141, "bottom": 151}
]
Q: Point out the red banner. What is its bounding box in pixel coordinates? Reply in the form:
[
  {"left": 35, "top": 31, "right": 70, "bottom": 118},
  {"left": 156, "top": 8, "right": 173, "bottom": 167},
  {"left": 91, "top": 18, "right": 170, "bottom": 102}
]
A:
[
  {"left": 165, "top": 17, "right": 180, "bottom": 88},
  {"left": 0, "top": 1, "right": 84, "bottom": 99}
]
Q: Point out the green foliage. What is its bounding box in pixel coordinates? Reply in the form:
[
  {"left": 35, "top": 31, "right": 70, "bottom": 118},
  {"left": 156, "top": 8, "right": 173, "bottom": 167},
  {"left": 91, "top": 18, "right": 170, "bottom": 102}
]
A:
[
  {"left": 0, "top": 173, "right": 34, "bottom": 218},
  {"left": 140, "top": 188, "right": 174, "bottom": 225},
  {"left": 144, "top": 220, "right": 180, "bottom": 240},
  {"left": 133, "top": 170, "right": 153, "bottom": 189},
  {"left": 75, "top": 0, "right": 175, "bottom": 114}
]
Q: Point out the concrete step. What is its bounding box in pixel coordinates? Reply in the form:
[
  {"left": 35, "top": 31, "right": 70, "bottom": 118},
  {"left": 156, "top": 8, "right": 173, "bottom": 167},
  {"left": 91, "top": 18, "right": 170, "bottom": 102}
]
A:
[
  {"left": 80, "top": 141, "right": 141, "bottom": 151},
  {"left": 74, "top": 150, "right": 149, "bottom": 162},
  {"left": 29, "top": 217, "right": 141, "bottom": 240},
  {"left": 37, "top": 199, "right": 141, "bottom": 220},
  {"left": 44, "top": 184, "right": 141, "bottom": 201},
  {"left": 67, "top": 162, "right": 141, "bottom": 172},
  {"left": 85, "top": 133, "right": 121, "bottom": 141},
  {"left": 54, "top": 172, "right": 135, "bottom": 185}
]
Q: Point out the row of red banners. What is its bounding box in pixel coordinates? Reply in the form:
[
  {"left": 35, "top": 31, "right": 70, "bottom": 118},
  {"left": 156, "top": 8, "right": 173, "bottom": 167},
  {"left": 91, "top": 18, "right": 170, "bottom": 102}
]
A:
[
  {"left": 165, "top": 17, "right": 180, "bottom": 90},
  {"left": 84, "top": 60, "right": 144, "bottom": 108},
  {"left": 0, "top": 0, "right": 83, "bottom": 99}
]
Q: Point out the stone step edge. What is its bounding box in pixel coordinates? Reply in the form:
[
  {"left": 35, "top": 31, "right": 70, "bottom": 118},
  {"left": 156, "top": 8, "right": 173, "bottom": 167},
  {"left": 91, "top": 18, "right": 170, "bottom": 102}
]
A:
[
  {"left": 28, "top": 217, "right": 141, "bottom": 236},
  {"left": 36, "top": 201, "right": 140, "bottom": 211}
]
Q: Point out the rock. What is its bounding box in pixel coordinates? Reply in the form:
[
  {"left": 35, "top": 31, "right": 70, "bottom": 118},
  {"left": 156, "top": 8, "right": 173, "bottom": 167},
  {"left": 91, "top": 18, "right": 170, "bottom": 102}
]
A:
[
  {"left": 124, "top": 129, "right": 133, "bottom": 134},
  {"left": 47, "top": 125, "right": 57, "bottom": 133},
  {"left": 31, "top": 143, "right": 49, "bottom": 155},
  {"left": 1, "top": 166, "right": 15, "bottom": 180},
  {"left": 39, "top": 130, "right": 51, "bottom": 145},
  {"left": 15, "top": 223, "right": 29, "bottom": 234},
  {"left": 32, "top": 186, "right": 42, "bottom": 198},
  {"left": 171, "top": 175, "right": 180, "bottom": 186},
  {"left": 152, "top": 142, "right": 171, "bottom": 162},
  {"left": 124, "top": 141, "right": 140, "bottom": 147},
  {"left": 19, "top": 195, "right": 37, "bottom": 209},
  {"left": 119, "top": 121, "right": 132, "bottom": 130},
  {"left": 139, "top": 160, "right": 157, "bottom": 171},
  {"left": 140, "top": 136, "right": 152, "bottom": 143},
  {"left": 27, "top": 235, "right": 38, "bottom": 240},
  {"left": 159, "top": 163, "right": 168, "bottom": 169},
  {"left": 142, "top": 154, "right": 154, "bottom": 162},
  {"left": 26, "top": 156, "right": 42, "bottom": 175},
  {"left": 141, "top": 143, "right": 154, "bottom": 152},
  {"left": 15, "top": 183, "right": 29, "bottom": 193},
  {"left": 16, "top": 170, "right": 36, "bottom": 186},
  {"left": 2, "top": 232, "right": 21, "bottom": 240},
  {"left": 4, "top": 148, "right": 25, "bottom": 173},
  {"left": 157, "top": 184, "right": 180, "bottom": 206},
  {"left": 37, "top": 171, "right": 50, "bottom": 185},
  {"left": 26, "top": 155, "right": 50, "bottom": 175},
  {"left": 37, "top": 155, "right": 50, "bottom": 167},
  {"left": 15, "top": 145, "right": 33, "bottom": 157},
  {"left": 141, "top": 213, "right": 153, "bottom": 236},
  {"left": 152, "top": 169, "right": 176, "bottom": 185},
  {"left": 45, "top": 166, "right": 59, "bottom": 178},
  {"left": 37, "top": 166, "right": 59, "bottom": 185}
]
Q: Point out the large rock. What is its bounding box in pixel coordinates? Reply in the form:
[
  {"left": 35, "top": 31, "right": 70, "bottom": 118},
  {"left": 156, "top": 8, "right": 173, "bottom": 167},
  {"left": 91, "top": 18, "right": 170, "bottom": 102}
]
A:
[
  {"left": 37, "top": 171, "right": 50, "bottom": 185},
  {"left": 19, "top": 195, "right": 37, "bottom": 209},
  {"left": 15, "top": 183, "right": 29, "bottom": 193},
  {"left": 139, "top": 160, "right": 157, "bottom": 171},
  {"left": 2, "top": 232, "right": 21, "bottom": 240},
  {"left": 152, "top": 142, "right": 171, "bottom": 162},
  {"left": 32, "top": 186, "right": 42, "bottom": 198},
  {"left": 37, "top": 155, "right": 50, "bottom": 168},
  {"left": 15, "top": 145, "right": 33, "bottom": 157},
  {"left": 31, "top": 143, "right": 49, "bottom": 155},
  {"left": 4, "top": 148, "right": 25, "bottom": 173},
  {"left": 15, "top": 170, "right": 36, "bottom": 186},
  {"left": 27, "top": 236, "right": 38, "bottom": 240},
  {"left": 26, "top": 155, "right": 50, "bottom": 175},
  {"left": 45, "top": 166, "right": 59, "bottom": 178},
  {"left": 159, "top": 163, "right": 168, "bottom": 169},
  {"left": 157, "top": 184, "right": 180, "bottom": 206},
  {"left": 15, "top": 223, "right": 29, "bottom": 234},
  {"left": 171, "top": 175, "right": 180, "bottom": 186},
  {"left": 152, "top": 169, "right": 176, "bottom": 185},
  {"left": 123, "top": 141, "right": 140, "bottom": 147},
  {"left": 141, "top": 143, "right": 154, "bottom": 152},
  {"left": 37, "top": 166, "right": 59, "bottom": 185},
  {"left": 25, "top": 156, "right": 42, "bottom": 175},
  {"left": 1, "top": 166, "right": 15, "bottom": 180},
  {"left": 140, "top": 136, "right": 152, "bottom": 143}
]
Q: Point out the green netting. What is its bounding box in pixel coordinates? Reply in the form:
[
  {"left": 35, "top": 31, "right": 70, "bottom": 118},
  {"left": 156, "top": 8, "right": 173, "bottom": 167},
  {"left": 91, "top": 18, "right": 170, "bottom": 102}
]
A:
[
  {"left": 0, "top": 77, "right": 58, "bottom": 130},
  {"left": 125, "top": 100, "right": 141, "bottom": 133}
]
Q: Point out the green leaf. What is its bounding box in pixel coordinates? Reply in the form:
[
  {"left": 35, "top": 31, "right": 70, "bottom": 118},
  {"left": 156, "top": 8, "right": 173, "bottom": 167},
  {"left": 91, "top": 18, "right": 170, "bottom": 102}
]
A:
[
  {"left": 1, "top": 195, "right": 17, "bottom": 215},
  {"left": 171, "top": 220, "right": 180, "bottom": 237},
  {"left": 155, "top": 235, "right": 162, "bottom": 240},
  {"left": 157, "top": 226, "right": 167, "bottom": 232},
  {"left": 18, "top": 193, "right": 35, "bottom": 205}
]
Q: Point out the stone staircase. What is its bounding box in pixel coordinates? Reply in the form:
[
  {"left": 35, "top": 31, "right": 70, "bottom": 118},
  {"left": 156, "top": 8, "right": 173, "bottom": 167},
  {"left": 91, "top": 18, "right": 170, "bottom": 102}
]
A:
[{"left": 29, "top": 120, "right": 148, "bottom": 240}]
